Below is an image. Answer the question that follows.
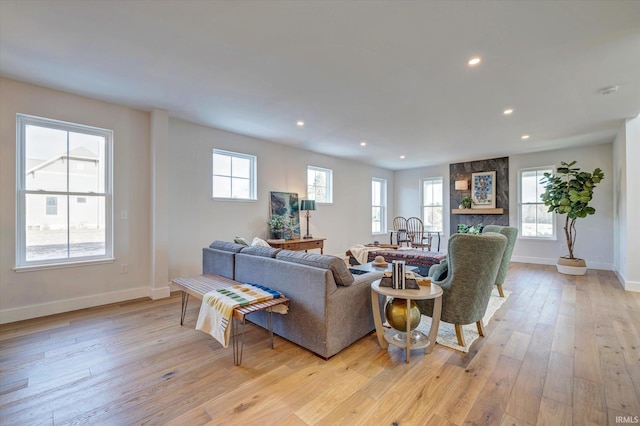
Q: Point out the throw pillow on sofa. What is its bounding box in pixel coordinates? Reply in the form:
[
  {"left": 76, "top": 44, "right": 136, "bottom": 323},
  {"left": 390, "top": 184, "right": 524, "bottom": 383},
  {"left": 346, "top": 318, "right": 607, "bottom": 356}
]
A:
[
  {"left": 251, "top": 237, "right": 270, "bottom": 247},
  {"left": 275, "top": 250, "right": 355, "bottom": 286},
  {"left": 234, "top": 236, "right": 250, "bottom": 246}
]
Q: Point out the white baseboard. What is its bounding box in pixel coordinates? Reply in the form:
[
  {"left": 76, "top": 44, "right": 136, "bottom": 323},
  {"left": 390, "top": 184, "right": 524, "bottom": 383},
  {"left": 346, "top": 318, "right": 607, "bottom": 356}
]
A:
[
  {"left": 624, "top": 280, "right": 640, "bottom": 292},
  {"left": 511, "top": 256, "right": 556, "bottom": 266},
  {"left": 150, "top": 285, "right": 171, "bottom": 299},
  {"left": 511, "top": 256, "right": 613, "bottom": 271},
  {"left": 0, "top": 285, "right": 170, "bottom": 324}
]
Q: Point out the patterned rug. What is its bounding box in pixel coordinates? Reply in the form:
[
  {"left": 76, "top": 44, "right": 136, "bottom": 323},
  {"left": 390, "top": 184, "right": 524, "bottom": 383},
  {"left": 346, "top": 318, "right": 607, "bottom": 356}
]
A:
[{"left": 415, "top": 288, "right": 510, "bottom": 353}]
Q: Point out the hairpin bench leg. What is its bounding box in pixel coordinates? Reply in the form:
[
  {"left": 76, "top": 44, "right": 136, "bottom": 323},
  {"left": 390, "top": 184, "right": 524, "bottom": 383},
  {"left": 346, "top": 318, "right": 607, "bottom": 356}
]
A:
[
  {"left": 180, "top": 292, "right": 189, "bottom": 326},
  {"left": 267, "top": 307, "right": 274, "bottom": 349},
  {"left": 232, "top": 316, "right": 246, "bottom": 366}
]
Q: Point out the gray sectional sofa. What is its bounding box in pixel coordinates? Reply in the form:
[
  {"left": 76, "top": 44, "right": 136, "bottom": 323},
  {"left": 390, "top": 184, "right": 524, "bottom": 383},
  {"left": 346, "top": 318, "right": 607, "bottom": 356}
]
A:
[{"left": 202, "top": 241, "right": 384, "bottom": 358}]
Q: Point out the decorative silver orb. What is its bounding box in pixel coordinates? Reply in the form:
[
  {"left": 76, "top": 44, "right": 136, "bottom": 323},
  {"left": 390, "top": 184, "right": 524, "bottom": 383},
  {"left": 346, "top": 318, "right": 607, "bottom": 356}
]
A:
[{"left": 385, "top": 298, "right": 421, "bottom": 331}]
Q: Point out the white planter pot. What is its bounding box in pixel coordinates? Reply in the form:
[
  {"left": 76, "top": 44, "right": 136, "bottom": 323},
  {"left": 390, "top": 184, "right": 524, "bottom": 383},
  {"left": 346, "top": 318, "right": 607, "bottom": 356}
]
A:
[{"left": 556, "top": 257, "right": 587, "bottom": 275}]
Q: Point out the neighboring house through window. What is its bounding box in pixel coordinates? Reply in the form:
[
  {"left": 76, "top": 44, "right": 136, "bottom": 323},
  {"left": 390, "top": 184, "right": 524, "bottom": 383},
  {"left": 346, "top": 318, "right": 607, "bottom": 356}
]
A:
[
  {"left": 212, "top": 149, "right": 257, "bottom": 200},
  {"left": 307, "top": 166, "right": 333, "bottom": 203},
  {"left": 519, "top": 166, "right": 555, "bottom": 238},
  {"left": 421, "top": 177, "right": 443, "bottom": 232},
  {"left": 16, "top": 114, "right": 113, "bottom": 268},
  {"left": 372, "top": 177, "right": 387, "bottom": 234}
]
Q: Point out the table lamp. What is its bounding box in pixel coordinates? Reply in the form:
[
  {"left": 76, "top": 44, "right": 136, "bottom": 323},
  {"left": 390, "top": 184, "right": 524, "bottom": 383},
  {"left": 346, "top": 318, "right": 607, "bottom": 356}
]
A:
[{"left": 300, "top": 199, "right": 316, "bottom": 239}]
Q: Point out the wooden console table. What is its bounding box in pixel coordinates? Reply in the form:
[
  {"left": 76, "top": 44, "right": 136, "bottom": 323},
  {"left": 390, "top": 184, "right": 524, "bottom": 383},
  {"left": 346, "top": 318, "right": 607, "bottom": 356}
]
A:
[{"left": 267, "top": 237, "right": 325, "bottom": 254}]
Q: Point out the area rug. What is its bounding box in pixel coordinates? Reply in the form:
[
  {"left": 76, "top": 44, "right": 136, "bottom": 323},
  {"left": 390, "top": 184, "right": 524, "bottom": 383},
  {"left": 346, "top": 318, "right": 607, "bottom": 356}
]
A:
[{"left": 415, "top": 288, "right": 511, "bottom": 353}]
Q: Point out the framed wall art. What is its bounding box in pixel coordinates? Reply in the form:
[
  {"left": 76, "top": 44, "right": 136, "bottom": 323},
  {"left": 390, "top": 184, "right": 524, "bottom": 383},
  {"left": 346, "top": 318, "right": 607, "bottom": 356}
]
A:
[
  {"left": 471, "top": 171, "right": 496, "bottom": 209},
  {"left": 270, "top": 191, "right": 300, "bottom": 239}
]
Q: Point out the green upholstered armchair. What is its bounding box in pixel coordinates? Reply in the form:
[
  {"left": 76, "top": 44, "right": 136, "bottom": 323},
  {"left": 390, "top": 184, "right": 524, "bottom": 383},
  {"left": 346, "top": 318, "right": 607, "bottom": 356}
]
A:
[
  {"left": 417, "top": 232, "right": 507, "bottom": 346},
  {"left": 482, "top": 225, "right": 518, "bottom": 297}
]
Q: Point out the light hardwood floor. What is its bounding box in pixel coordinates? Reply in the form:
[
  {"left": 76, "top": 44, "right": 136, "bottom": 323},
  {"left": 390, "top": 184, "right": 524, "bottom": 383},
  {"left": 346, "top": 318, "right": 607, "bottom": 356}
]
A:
[{"left": 1, "top": 263, "right": 639, "bottom": 425}]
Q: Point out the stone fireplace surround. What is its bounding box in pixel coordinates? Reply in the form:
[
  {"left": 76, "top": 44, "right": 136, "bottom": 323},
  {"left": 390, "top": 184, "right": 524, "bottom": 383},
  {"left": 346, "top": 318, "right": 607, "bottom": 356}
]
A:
[{"left": 449, "top": 157, "right": 509, "bottom": 235}]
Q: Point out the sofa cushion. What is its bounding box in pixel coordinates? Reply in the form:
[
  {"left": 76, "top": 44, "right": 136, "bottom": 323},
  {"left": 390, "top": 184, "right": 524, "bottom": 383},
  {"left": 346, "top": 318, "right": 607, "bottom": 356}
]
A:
[
  {"left": 209, "top": 240, "right": 245, "bottom": 253},
  {"left": 240, "top": 245, "right": 281, "bottom": 258},
  {"left": 275, "top": 250, "right": 355, "bottom": 286}
]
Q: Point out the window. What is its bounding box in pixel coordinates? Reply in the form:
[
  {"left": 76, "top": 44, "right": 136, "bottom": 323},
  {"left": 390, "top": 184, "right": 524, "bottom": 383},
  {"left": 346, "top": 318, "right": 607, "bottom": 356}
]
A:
[
  {"left": 372, "top": 178, "right": 387, "bottom": 234},
  {"left": 46, "top": 197, "right": 58, "bottom": 215},
  {"left": 421, "top": 178, "right": 443, "bottom": 232},
  {"left": 307, "top": 166, "right": 333, "bottom": 203},
  {"left": 16, "top": 114, "right": 113, "bottom": 268},
  {"left": 519, "top": 166, "right": 555, "bottom": 238},
  {"left": 212, "top": 149, "right": 257, "bottom": 200}
]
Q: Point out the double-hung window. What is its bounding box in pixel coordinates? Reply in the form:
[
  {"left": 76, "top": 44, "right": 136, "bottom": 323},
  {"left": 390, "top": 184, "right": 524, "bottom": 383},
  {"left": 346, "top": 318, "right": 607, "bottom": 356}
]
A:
[
  {"left": 307, "top": 166, "right": 333, "bottom": 203},
  {"left": 371, "top": 178, "right": 387, "bottom": 234},
  {"left": 519, "top": 166, "right": 555, "bottom": 238},
  {"left": 421, "top": 177, "right": 443, "bottom": 232},
  {"left": 16, "top": 114, "right": 113, "bottom": 268},
  {"left": 212, "top": 149, "right": 257, "bottom": 200}
]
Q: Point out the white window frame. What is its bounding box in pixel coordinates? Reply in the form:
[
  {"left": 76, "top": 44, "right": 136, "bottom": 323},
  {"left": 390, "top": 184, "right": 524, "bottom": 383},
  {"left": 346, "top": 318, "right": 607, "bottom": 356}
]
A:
[
  {"left": 307, "top": 166, "right": 333, "bottom": 204},
  {"left": 371, "top": 177, "right": 387, "bottom": 235},
  {"left": 212, "top": 149, "right": 257, "bottom": 201},
  {"left": 518, "top": 166, "right": 556, "bottom": 240},
  {"left": 16, "top": 114, "right": 114, "bottom": 269},
  {"left": 420, "top": 177, "right": 443, "bottom": 232}
]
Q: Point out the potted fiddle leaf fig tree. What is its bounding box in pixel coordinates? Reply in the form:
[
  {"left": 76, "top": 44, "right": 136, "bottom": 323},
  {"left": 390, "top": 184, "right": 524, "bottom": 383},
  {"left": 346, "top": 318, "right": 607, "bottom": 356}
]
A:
[{"left": 541, "top": 161, "right": 604, "bottom": 275}]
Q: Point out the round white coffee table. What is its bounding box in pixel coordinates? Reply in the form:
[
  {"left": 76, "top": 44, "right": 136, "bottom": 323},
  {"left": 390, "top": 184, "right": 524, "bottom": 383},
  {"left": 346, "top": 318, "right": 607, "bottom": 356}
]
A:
[{"left": 371, "top": 279, "right": 443, "bottom": 363}]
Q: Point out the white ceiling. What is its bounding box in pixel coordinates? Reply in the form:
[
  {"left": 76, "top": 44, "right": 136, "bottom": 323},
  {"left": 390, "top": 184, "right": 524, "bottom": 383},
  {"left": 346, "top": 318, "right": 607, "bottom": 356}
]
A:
[{"left": 1, "top": 0, "right": 639, "bottom": 170}]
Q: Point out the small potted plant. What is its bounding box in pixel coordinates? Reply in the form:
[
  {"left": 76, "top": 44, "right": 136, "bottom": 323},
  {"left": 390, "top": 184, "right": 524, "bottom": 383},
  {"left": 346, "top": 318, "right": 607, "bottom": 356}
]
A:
[
  {"left": 459, "top": 197, "right": 473, "bottom": 209},
  {"left": 268, "top": 215, "right": 286, "bottom": 239},
  {"left": 541, "top": 161, "right": 604, "bottom": 275}
]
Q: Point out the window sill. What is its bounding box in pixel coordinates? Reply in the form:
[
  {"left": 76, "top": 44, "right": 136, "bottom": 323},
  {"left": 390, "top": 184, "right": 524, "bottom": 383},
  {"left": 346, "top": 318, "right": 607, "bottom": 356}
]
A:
[
  {"left": 14, "top": 258, "right": 116, "bottom": 273},
  {"left": 517, "top": 236, "right": 557, "bottom": 242},
  {"left": 212, "top": 197, "right": 257, "bottom": 202}
]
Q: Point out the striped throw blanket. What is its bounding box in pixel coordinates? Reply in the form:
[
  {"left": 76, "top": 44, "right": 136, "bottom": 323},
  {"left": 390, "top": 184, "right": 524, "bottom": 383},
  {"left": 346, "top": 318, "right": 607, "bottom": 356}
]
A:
[{"left": 195, "top": 283, "right": 281, "bottom": 348}]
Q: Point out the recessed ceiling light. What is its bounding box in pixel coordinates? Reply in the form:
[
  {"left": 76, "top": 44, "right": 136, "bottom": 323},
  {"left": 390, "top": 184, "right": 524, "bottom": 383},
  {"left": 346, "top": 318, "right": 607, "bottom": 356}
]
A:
[
  {"left": 400, "top": 155, "right": 406, "bottom": 159},
  {"left": 296, "top": 120, "right": 304, "bottom": 127},
  {"left": 468, "top": 57, "right": 481, "bottom": 66},
  {"left": 503, "top": 109, "right": 514, "bottom": 115},
  {"left": 521, "top": 135, "right": 530, "bottom": 140},
  {"left": 360, "top": 141, "right": 367, "bottom": 146}
]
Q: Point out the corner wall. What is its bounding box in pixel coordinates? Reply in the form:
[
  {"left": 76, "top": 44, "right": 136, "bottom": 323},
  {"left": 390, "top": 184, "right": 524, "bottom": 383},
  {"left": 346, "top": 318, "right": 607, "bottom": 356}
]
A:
[
  {"left": 0, "top": 78, "right": 153, "bottom": 323},
  {"left": 508, "top": 144, "right": 614, "bottom": 270},
  {"left": 395, "top": 144, "right": 615, "bottom": 270},
  {"left": 167, "top": 118, "right": 394, "bottom": 279},
  {"left": 614, "top": 115, "right": 640, "bottom": 291}
]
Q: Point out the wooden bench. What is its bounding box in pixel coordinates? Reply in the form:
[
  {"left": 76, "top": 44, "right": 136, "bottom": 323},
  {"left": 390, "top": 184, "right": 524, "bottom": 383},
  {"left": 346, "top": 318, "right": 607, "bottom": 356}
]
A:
[{"left": 171, "top": 274, "right": 290, "bottom": 365}]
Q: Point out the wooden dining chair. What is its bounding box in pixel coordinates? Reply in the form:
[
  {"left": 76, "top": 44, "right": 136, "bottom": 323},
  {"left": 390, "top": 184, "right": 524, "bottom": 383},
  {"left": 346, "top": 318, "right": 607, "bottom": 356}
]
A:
[
  {"left": 392, "top": 216, "right": 410, "bottom": 247},
  {"left": 406, "top": 216, "right": 432, "bottom": 250}
]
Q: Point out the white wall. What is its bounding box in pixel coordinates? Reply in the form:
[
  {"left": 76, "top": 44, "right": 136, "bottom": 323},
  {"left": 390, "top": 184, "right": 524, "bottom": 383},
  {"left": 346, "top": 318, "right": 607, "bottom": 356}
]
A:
[
  {"left": 614, "top": 115, "right": 640, "bottom": 291},
  {"left": 0, "top": 79, "right": 393, "bottom": 323},
  {"left": 394, "top": 163, "right": 450, "bottom": 250},
  {"left": 0, "top": 78, "right": 153, "bottom": 323},
  {"left": 167, "top": 118, "right": 394, "bottom": 279},
  {"left": 508, "top": 144, "right": 614, "bottom": 270},
  {"left": 624, "top": 116, "right": 640, "bottom": 290}
]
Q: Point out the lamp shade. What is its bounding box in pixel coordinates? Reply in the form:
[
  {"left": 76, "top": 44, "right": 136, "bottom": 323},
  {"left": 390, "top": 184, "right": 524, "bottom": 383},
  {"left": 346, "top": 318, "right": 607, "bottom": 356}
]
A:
[
  {"left": 300, "top": 199, "right": 316, "bottom": 211},
  {"left": 455, "top": 180, "right": 468, "bottom": 191}
]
